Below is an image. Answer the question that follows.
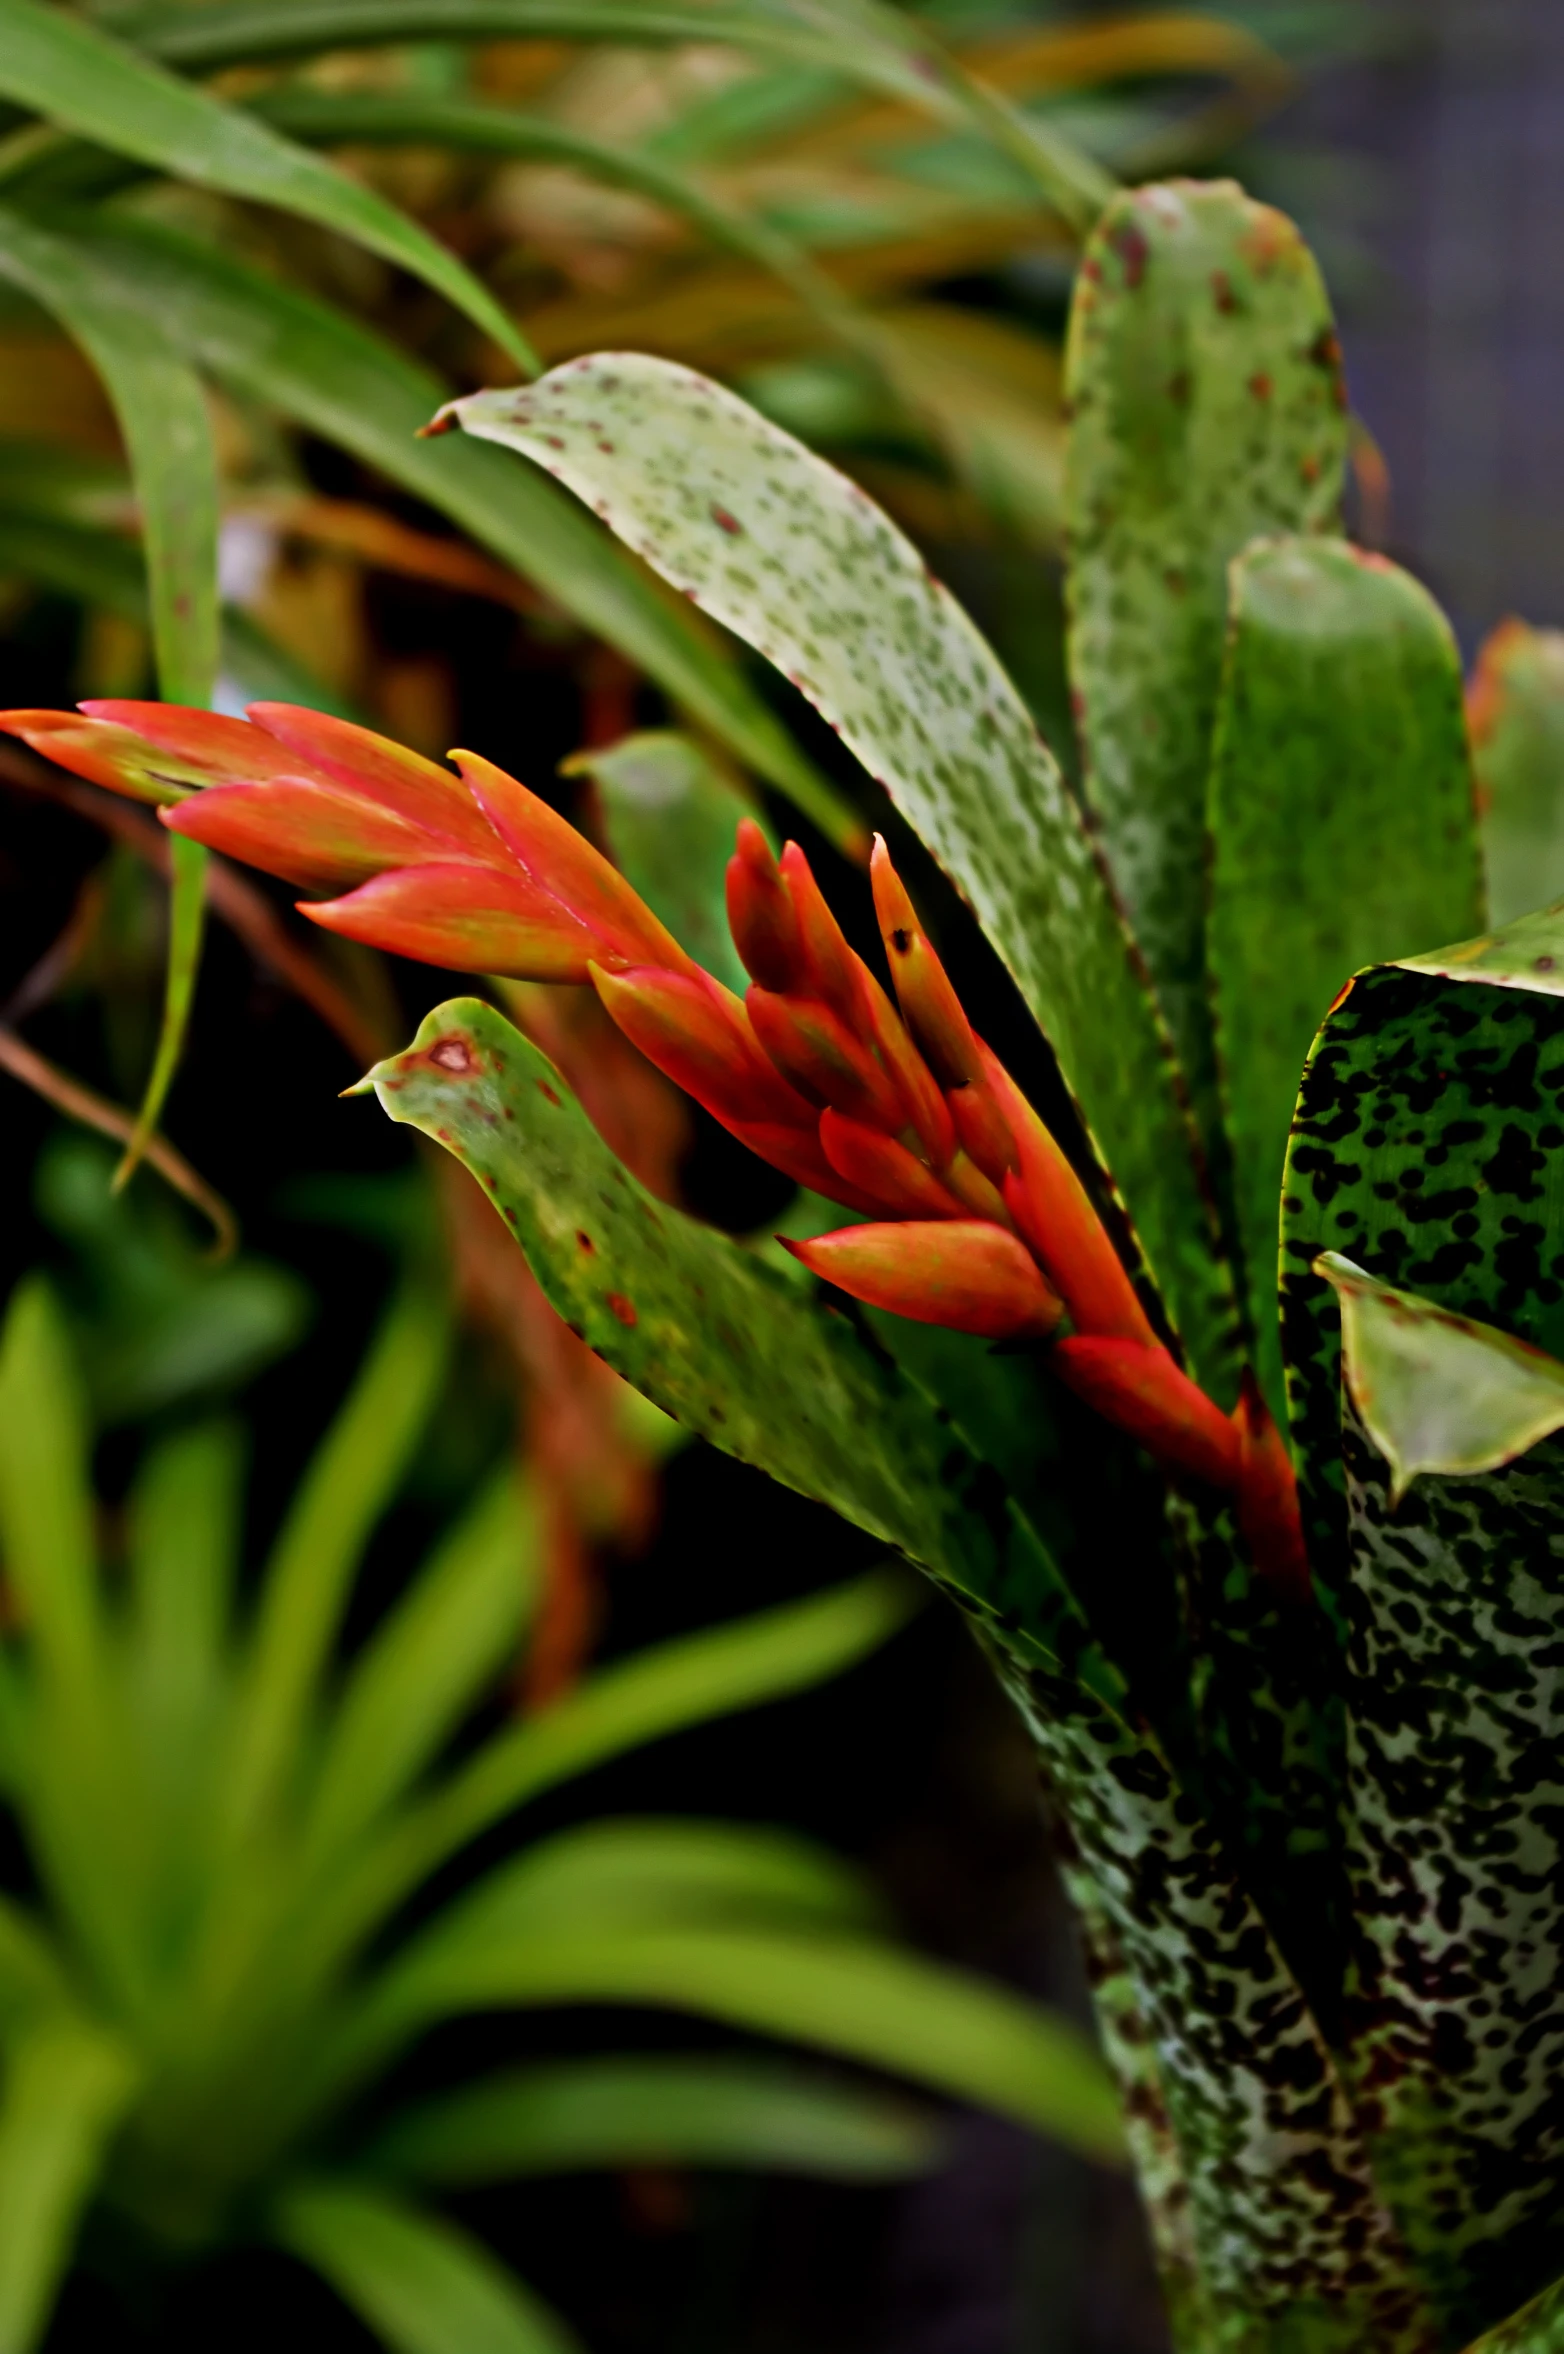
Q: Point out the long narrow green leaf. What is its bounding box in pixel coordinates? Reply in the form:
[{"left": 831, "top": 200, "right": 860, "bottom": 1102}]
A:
[
  {"left": 0, "top": 201, "right": 219, "bottom": 1179},
  {"left": 0, "top": 1281, "right": 101, "bottom": 1710},
  {"left": 1463, "top": 2273, "right": 1564, "bottom": 2354},
  {"left": 224, "top": 1278, "right": 451, "bottom": 1839},
  {"left": 0, "top": 506, "right": 361, "bottom": 717},
  {"left": 9, "top": 208, "right": 854, "bottom": 849},
  {"left": 439, "top": 354, "right": 1233, "bottom": 1389},
  {"left": 1207, "top": 537, "right": 1481, "bottom": 1419},
  {"left": 254, "top": 85, "right": 862, "bottom": 350},
  {"left": 1064, "top": 180, "right": 1348, "bottom": 1172},
  {"left": 342, "top": 1919, "right": 1124, "bottom": 2159},
  {"left": 284, "top": 1567, "right": 919, "bottom": 1993},
  {"left": 369, "top": 2056, "right": 936, "bottom": 2183},
  {"left": 274, "top": 2180, "right": 581, "bottom": 2354},
  {"left": 299, "top": 1469, "right": 537, "bottom": 1869},
  {"left": 0, "top": 2015, "right": 138, "bottom": 2354},
  {"left": 126, "top": 1418, "right": 243, "bottom": 1739},
  {"left": 0, "top": 0, "right": 533, "bottom": 373},
  {"left": 109, "top": 0, "right": 1115, "bottom": 225},
  {"left": 394, "top": 1817, "right": 882, "bottom": 1947}
]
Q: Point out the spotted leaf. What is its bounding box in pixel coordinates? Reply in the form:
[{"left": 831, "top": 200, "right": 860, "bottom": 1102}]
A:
[
  {"left": 367, "top": 997, "right": 1429, "bottom": 2351},
  {"left": 1065, "top": 179, "right": 1347, "bottom": 1165}
]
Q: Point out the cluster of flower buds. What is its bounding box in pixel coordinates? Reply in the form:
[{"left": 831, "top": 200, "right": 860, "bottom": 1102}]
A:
[{"left": 0, "top": 698, "right": 1309, "bottom": 1598}]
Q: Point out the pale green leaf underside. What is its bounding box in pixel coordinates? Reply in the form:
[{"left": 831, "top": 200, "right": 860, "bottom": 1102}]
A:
[
  {"left": 1397, "top": 900, "right": 1564, "bottom": 997},
  {"left": 1316, "top": 1251, "right": 1564, "bottom": 1501},
  {"left": 441, "top": 355, "right": 1233, "bottom": 1392}
]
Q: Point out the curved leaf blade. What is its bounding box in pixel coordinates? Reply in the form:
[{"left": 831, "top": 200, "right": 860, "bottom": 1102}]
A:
[
  {"left": 347, "top": 1921, "right": 1125, "bottom": 2160},
  {"left": 364, "top": 998, "right": 1116, "bottom": 1700},
  {"left": 438, "top": 354, "right": 1233, "bottom": 1389},
  {"left": 274, "top": 2181, "right": 581, "bottom": 2354},
  {"left": 0, "top": 2016, "right": 138, "bottom": 2354},
  {"left": 0, "top": 201, "right": 219, "bottom": 1176},
  {"left": 0, "top": 0, "right": 534, "bottom": 372},
  {"left": 25, "top": 209, "right": 854, "bottom": 850},
  {"left": 1065, "top": 179, "right": 1348, "bottom": 1162},
  {"left": 367, "top": 2055, "right": 937, "bottom": 2183},
  {"left": 1208, "top": 536, "right": 1482, "bottom": 1416}
]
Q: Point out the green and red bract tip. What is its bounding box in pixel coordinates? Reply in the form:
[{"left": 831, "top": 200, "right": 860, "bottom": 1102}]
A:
[{"left": 0, "top": 696, "right": 1309, "bottom": 1595}]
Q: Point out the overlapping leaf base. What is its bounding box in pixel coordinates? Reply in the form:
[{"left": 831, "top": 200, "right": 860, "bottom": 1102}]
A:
[{"left": 372, "top": 1001, "right": 1431, "bottom": 2351}]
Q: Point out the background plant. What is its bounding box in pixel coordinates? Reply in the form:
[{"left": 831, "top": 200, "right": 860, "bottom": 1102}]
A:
[{"left": 37, "top": 160, "right": 1564, "bottom": 2351}]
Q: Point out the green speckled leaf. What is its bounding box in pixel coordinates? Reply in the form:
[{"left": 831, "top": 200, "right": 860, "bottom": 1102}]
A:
[
  {"left": 565, "top": 730, "right": 759, "bottom": 998},
  {"left": 368, "top": 998, "right": 1429, "bottom": 2350},
  {"left": 1280, "top": 920, "right": 1564, "bottom": 2336},
  {"left": 1065, "top": 180, "right": 1347, "bottom": 1161},
  {"left": 1471, "top": 619, "right": 1564, "bottom": 927},
  {"left": 438, "top": 353, "right": 1235, "bottom": 1397},
  {"left": 1208, "top": 538, "right": 1482, "bottom": 1419},
  {"left": 366, "top": 998, "right": 1108, "bottom": 1697},
  {"left": 1317, "top": 1250, "right": 1564, "bottom": 1501}
]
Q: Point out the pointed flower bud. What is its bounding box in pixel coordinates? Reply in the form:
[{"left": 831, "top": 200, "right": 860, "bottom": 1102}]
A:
[
  {"left": 946, "top": 1078, "right": 1019, "bottom": 1186},
  {"left": 783, "top": 1221, "right": 1065, "bottom": 1342},
  {"left": 869, "top": 835, "right": 981, "bottom": 1087},
  {"left": 591, "top": 965, "right": 815, "bottom": 1129},
  {"left": 854, "top": 964, "right": 956, "bottom": 1169},
  {"left": 983, "top": 1049, "right": 1158, "bottom": 1348},
  {"left": 726, "top": 819, "right": 804, "bottom": 991},
  {"left": 1052, "top": 1337, "right": 1242, "bottom": 1491},
  {"left": 302, "top": 861, "right": 602, "bottom": 977},
  {"left": 780, "top": 841, "right": 862, "bottom": 1021},
  {"left": 818, "top": 1109, "right": 968, "bottom": 1221},
  {"left": 746, "top": 988, "right": 908, "bottom": 1134}
]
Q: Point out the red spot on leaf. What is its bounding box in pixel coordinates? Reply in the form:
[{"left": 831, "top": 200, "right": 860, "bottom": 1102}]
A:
[
  {"left": 1248, "top": 372, "right": 1273, "bottom": 402},
  {"left": 1110, "top": 219, "right": 1148, "bottom": 289},
  {"left": 1211, "top": 270, "right": 1237, "bottom": 314},
  {"left": 537, "top": 1081, "right": 561, "bottom": 1106},
  {"left": 576, "top": 1230, "right": 596, "bottom": 1252},
  {"left": 428, "top": 1035, "right": 477, "bottom": 1075},
  {"left": 711, "top": 505, "right": 743, "bottom": 535},
  {"left": 606, "top": 1291, "right": 638, "bottom": 1327}
]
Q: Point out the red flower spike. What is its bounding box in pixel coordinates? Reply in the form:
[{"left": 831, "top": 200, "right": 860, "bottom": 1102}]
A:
[
  {"left": 301, "top": 861, "right": 603, "bottom": 977},
  {"left": 783, "top": 1220, "right": 1065, "bottom": 1342},
  {"left": 818, "top": 1108, "right": 970, "bottom": 1221},
  {"left": 854, "top": 964, "right": 956, "bottom": 1169},
  {"left": 165, "top": 779, "right": 442, "bottom": 895},
  {"left": 726, "top": 820, "right": 805, "bottom": 991},
  {"left": 0, "top": 706, "right": 244, "bottom": 805},
  {"left": 779, "top": 842, "right": 862, "bottom": 1022},
  {"left": 747, "top": 987, "right": 909, "bottom": 1134},
  {"left": 451, "top": 748, "right": 693, "bottom": 974},
  {"left": 1233, "top": 1373, "right": 1312, "bottom": 1604},
  {"left": 869, "top": 835, "right": 982, "bottom": 1087},
  {"left": 728, "top": 1120, "right": 882, "bottom": 1215},
  {"left": 946, "top": 1078, "right": 1019, "bottom": 1186},
  {"left": 591, "top": 965, "right": 816, "bottom": 1129},
  {"left": 1053, "top": 1337, "right": 1243, "bottom": 1491},
  {"left": 244, "top": 702, "right": 499, "bottom": 853},
  {"left": 983, "top": 1049, "right": 1159, "bottom": 1348},
  {"left": 82, "top": 699, "right": 330, "bottom": 787}
]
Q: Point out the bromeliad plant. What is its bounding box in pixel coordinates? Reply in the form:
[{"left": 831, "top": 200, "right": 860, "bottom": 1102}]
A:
[
  {"left": 0, "top": 1270, "right": 1117, "bottom": 2352},
  {"left": 14, "top": 174, "right": 1564, "bottom": 2351}
]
